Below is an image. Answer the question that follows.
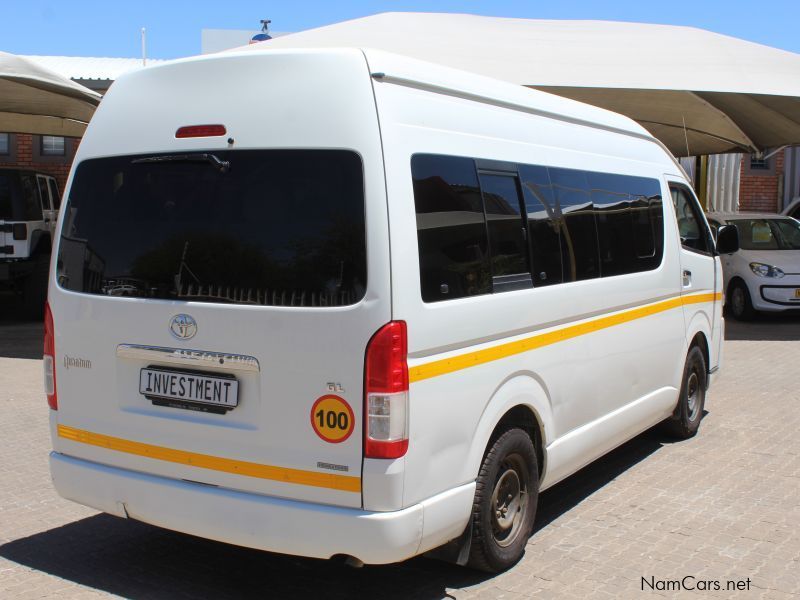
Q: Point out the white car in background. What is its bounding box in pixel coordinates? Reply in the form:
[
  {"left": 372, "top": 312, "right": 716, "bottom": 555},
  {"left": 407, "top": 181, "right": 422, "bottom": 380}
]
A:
[{"left": 707, "top": 212, "right": 800, "bottom": 320}]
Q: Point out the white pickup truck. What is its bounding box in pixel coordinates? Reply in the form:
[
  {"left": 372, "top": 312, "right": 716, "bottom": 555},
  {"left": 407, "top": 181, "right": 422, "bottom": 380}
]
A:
[{"left": 0, "top": 167, "right": 59, "bottom": 318}]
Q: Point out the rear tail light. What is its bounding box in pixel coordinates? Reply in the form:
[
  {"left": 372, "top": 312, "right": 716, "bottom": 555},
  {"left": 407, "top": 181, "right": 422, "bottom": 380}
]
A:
[
  {"left": 12, "top": 223, "right": 27, "bottom": 240},
  {"left": 44, "top": 302, "right": 57, "bottom": 410},
  {"left": 364, "top": 321, "right": 409, "bottom": 459}
]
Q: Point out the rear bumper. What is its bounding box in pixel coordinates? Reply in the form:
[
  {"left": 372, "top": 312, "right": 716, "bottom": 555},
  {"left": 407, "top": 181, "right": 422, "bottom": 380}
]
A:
[{"left": 50, "top": 452, "right": 474, "bottom": 564}]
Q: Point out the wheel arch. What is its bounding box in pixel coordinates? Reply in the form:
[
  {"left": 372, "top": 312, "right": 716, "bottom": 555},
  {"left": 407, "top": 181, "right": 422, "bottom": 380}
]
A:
[{"left": 465, "top": 373, "right": 553, "bottom": 486}]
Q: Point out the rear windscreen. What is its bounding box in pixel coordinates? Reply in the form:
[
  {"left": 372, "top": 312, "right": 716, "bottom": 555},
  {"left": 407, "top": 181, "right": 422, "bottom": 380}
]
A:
[
  {"left": 0, "top": 171, "right": 43, "bottom": 221},
  {"left": 57, "top": 150, "right": 367, "bottom": 306}
]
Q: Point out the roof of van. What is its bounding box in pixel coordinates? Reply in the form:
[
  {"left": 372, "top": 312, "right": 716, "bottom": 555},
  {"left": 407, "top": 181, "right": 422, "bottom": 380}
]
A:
[{"left": 192, "top": 46, "right": 656, "bottom": 143}]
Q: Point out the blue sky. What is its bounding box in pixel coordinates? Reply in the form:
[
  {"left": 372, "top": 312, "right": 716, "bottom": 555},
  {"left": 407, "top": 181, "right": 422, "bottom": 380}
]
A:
[{"left": 1, "top": 0, "right": 798, "bottom": 59}]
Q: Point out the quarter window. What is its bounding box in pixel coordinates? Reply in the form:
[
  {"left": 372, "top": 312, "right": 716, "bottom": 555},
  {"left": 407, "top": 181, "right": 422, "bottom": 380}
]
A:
[
  {"left": 670, "top": 185, "right": 711, "bottom": 253},
  {"left": 412, "top": 154, "right": 491, "bottom": 302}
]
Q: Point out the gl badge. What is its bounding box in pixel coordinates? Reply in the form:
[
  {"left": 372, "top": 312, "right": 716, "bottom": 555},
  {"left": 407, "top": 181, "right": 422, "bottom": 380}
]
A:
[{"left": 170, "top": 314, "right": 197, "bottom": 340}]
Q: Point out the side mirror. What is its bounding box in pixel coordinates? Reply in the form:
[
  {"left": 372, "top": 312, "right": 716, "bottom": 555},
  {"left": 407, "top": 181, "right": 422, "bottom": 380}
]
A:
[{"left": 715, "top": 224, "right": 739, "bottom": 255}]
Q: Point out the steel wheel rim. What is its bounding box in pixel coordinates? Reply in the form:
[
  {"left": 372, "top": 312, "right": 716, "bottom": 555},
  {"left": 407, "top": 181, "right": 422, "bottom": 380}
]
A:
[
  {"left": 490, "top": 453, "right": 529, "bottom": 548},
  {"left": 686, "top": 370, "right": 701, "bottom": 421}
]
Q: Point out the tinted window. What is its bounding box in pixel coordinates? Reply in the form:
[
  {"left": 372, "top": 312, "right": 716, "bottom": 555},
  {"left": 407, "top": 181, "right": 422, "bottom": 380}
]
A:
[
  {"left": 728, "top": 218, "right": 800, "bottom": 251},
  {"left": 412, "top": 155, "right": 491, "bottom": 302},
  {"left": 478, "top": 173, "right": 529, "bottom": 278},
  {"left": 20, "top": 174, "right": 43, "bottom": 220},
  {"left": 670, "top": 186, "right": 710, "bottom": 253},
  {"left": 58, "top": 150, "right": 366, "bottom": 306},
  {"left": 588, "top": 172, "right": 664, "bottom": 275},
  {"left": 549, "top": 168, "right": 599, "bottom": 281},
  {"left": 519, "top": 165, "right": 563, "bottom": 285},
  {"left": 48, "top": 179, "right": 61, "bottom": 210}
]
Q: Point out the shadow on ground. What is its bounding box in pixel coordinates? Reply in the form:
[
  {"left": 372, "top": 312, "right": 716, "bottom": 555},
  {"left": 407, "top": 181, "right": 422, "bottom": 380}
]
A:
[
  {"left": 0, "top": 428, "right": 673, "bottom": 599},
  {"left": 724, "top": 311, "right": 800, "bottom": 341}
]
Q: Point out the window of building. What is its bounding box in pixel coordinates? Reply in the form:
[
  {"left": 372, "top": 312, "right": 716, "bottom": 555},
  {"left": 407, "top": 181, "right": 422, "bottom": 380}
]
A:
[
  {"left": 749, "top": 154, "right": 770, "bottom": 170},
  {"left": 41, "top": 136, "right": 66, "bottom": 156},
  {"left": 0, "top": 133, "right": 9, "bottom": 155}
]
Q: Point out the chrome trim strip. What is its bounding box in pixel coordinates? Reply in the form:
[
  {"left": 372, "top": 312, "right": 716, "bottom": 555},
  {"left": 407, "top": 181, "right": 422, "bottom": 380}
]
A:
[{"left": 116, "top": 344, "right": 260, "bottom": 373}]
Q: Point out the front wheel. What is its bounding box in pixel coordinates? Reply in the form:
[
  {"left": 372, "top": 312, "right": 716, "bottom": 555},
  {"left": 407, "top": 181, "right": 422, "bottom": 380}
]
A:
[
  {"left": 662, "top": 346, "right": 707, "bottom": 439},
  {"left": 727, "top": 280, "right": 754, "bottom": 321},
  {"left": 468, "top": 428, "right": 538, "bottom": 573}
]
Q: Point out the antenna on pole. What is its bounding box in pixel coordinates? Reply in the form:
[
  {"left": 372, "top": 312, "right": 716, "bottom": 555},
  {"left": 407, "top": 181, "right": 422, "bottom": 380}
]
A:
[{"left": 141, "top": 27, "right": 147, "bottom": 66}]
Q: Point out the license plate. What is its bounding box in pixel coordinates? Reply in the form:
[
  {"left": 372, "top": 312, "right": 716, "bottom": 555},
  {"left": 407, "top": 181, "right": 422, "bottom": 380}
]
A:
[{"left": 139, "top": 368, "right": 239, "bottom": 410}]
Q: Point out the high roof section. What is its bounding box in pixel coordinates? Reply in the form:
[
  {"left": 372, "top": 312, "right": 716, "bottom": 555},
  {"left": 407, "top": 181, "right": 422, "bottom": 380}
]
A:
[{"left": 233, "top": 12, "right": 800, "bottom": 155}]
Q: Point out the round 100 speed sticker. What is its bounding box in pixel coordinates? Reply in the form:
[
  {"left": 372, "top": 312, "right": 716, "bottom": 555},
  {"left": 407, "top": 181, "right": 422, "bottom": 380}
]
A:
[{"left": 310, "top": 395, "right": 355, "bottom": 443}]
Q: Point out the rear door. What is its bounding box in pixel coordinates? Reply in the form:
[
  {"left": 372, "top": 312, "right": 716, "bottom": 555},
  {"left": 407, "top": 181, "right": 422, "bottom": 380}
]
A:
[{"left": 53, "top": 149, "right": 387, "bottom": 509}]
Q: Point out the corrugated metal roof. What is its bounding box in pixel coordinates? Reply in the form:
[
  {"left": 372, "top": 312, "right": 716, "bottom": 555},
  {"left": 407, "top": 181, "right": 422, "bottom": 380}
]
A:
[{"left": 21, "top": 55, "right": 168, "bottom": 82}]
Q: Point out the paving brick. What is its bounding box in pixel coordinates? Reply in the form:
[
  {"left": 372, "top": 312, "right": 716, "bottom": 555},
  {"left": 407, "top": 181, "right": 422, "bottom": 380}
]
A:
[{"left": 0, "top": 315, "right": 798, "bottom": 598}]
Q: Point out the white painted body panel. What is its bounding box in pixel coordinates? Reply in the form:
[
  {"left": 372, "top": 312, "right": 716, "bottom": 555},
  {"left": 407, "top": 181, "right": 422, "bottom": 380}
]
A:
[{"left": 48, "top": 47, "right": 719, "bottom": 564}]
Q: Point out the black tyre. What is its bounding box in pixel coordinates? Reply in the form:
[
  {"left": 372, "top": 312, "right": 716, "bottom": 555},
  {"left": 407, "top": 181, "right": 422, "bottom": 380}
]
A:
[
  {"left": 662, "top": 346, "right": 707, "bottom": 439},
  {"left": 468, "top": 428, "right": 538, "bottom": 573},
  {"left": 21, "top": 254, "right": 49, "bottom": 321},
  {"left": 727, "top": 280, "right": 754, "bottom": 321}
]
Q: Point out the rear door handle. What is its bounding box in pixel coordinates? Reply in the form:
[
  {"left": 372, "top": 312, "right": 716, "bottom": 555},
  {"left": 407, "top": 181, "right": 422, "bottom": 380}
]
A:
[{"left": 682, "top": 270, "right": 692, "bottom": 287}]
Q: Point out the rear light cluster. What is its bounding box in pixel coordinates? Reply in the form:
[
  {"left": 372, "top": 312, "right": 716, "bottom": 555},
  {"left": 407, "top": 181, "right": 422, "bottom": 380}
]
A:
[
  {"left": 364, "top": 321, "right": 409, "bottom": 459},
  {"left": 43, "top": 302, "right": 57, "bottom": 410}
]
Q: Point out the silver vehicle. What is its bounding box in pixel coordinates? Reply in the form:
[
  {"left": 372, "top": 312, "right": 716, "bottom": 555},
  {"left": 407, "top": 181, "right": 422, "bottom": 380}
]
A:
[{"left": 0, "top": 167, "right": 59, "bottom": 318}]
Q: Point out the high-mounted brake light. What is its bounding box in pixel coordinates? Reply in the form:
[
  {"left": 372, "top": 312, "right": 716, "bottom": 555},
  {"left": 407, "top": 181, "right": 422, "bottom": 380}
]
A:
[
  {"left": 364, "top": 321, "right": 409, "bottom": 459},
  {"left": 43, "top": 302, "right": 57, "bottom": 410},
  {"left": 175, "top": 124, "right": 227, "bottom": 138}
]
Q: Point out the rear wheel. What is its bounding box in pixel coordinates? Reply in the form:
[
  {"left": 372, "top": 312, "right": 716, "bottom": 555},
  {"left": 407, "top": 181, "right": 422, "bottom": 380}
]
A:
[
  {"left": 662, "top": 345, "right": 707, "bottom": 439},
  {"left": 468, "top": 428, "right": 538, "bottom": 573},
  {"left": 728, "top": 280, "right": 754, "bottom": 321}
]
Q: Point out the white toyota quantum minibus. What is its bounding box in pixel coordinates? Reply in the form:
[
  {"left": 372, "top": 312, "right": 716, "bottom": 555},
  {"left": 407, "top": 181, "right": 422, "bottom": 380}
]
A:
[{"left": 45, "top": 48, "right": 739, "bottom": 572}]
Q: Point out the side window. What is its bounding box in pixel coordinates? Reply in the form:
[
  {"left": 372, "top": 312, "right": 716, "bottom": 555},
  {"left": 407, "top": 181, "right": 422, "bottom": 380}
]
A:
[
  {"left": 36, "top": 176, "right": 52, "bottom": 211},
  {"left": 670, "top": 185, "right": 711, "bottom": 253},
  {"left": 519, "top": 165, "right": 563, "bottom": 285},
  {"left": 48, "top": 178, "right": 61, "bottom": 210},
  {"left": 411, "top": 154, "right": 491, "bottom": 302},
  {"left": 588, "top": 172, "right": 635, "bottom": 277},
  {"left": 549, "top": 167, "right": 599, "bottom": 281},
  {"left": 19, "top": 174, "right": 43, "bottom": 221},
  {"left": 477, "top": 171, "right": 532, "bottom": 290}
]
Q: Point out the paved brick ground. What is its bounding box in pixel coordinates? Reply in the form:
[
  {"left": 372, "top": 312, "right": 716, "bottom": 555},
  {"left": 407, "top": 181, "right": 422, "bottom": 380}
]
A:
[{"left": 0, "top": 313, "right": 798, "bottom": 599}]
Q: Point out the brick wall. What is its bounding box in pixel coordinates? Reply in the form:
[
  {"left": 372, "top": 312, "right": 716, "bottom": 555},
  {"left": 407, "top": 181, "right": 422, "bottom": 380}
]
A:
[
  {"left": 0, "top": 133, "right": 77, "bottom": 193},
  {"left": 739, "top": 150, "right": 784, "bottom": 213}
]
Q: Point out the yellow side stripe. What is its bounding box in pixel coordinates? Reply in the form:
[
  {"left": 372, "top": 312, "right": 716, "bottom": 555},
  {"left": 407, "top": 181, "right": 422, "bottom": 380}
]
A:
[
  {"left": 408, "top": 292, "right": 721, "bottom": 383},
  {"left": 57, "top": 424, "right": 361, "bottom": 493}
]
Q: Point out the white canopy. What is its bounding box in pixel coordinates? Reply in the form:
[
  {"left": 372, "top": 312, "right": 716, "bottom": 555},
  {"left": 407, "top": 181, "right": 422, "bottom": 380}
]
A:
[
  {"left": 238, "top": 13, "right": 800, "bottom": 155},
  {"left": 1, "top": 50, "right": 101, "bottom": 138}
]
